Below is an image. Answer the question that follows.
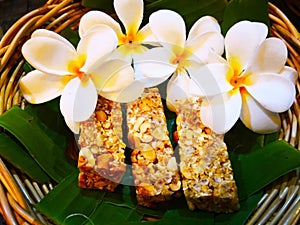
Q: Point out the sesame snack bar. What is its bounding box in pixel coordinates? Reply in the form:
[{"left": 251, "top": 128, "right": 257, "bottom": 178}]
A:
[
  {"left": 127, "top": 88, "right": 181, "bottom": 207},
  {"left": 78, "top": 96, "right": 126, "bottom": 192},
  {"left": 176, "top": 98, "right": 239, "bottom": 213}
]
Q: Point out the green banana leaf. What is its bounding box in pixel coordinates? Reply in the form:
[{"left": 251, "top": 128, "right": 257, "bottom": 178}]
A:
[
  {"left": 81, "top": 0, "right": 114, "bottom": 11},
  {"left": 215, "top": 191, "right": 263, "bottom": 225},
  {"left": 0, "top": 104, "right": 76, "bottom": 183},
  {"left": 144, "top": 0, "right": 227, "bottom": 29},
  {"left": 221, "top": 0, "right": 269, "bottom": 34},
  {"left": 82, "top": 0, "right": 227, "bottom": 30},
  {"left": 231, "top": 140, "right": 300, "bottom": 200},
  {"left": 0, "top": 133, "right": 50, "bottom": 183},
  {"left": 35, "top": 135, "right": 300, "bottom": 225}
]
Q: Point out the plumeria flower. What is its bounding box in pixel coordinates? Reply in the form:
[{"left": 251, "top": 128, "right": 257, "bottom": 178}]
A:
[
  {"left": 134, "top": 10, "right": 224, "bottom": 110},
  {"left": 199, "top": 20, "right": 297, "bottom": 134},
  {"left": 20, "top": 27, "right": 144, "bottom": 133},
  {"left": 79, "top": 0, "right": 156, "bottom": 62}
]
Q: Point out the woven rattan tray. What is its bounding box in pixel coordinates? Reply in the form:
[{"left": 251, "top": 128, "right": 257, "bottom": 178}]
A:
[{"left": 0, "top": 0, "right": 299, "bottom": 224}]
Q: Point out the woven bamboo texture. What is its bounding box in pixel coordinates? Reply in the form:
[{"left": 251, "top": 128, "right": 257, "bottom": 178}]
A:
[{"left": 0, "top": 0, "right": 299, "bottom": 224}]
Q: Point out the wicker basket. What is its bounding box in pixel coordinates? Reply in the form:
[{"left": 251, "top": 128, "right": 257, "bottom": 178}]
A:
[{"left": 0, "top": 0, "right": 299, "bottom": 224}]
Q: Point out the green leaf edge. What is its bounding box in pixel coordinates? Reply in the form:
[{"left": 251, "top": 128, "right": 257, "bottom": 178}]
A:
[{"left": 0, "top": 107, "right": 76, "bottom": 182}]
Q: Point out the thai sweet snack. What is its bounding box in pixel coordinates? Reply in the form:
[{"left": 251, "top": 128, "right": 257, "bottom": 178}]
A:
[
  {"left": 127, "top": 88, "right": 182, "bottom": 207},
  {"left": 175, "top": 97, "right": 240, "bottom": 213},
  {"left": 78, "top": 96, "right": 126, "bottom": 191}
]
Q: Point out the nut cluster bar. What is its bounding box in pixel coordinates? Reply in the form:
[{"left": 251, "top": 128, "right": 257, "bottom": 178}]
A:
[
  {"left": 175, "top": 98, "right": 239, "bottom": 213},
  {"left": 77, "top": 96, "right": 126, "bottom": 191},
  {"left": 127, "top": 88, "right": 181, "bottom": 207}
]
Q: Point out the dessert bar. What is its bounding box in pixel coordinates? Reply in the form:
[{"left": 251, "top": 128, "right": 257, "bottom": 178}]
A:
[
  {"left": 176, "top": 98, "right": 239, "bottom": 213},
  {"left": 127, "top": 88, "right": 182, "bottom": 207},
  {"left": 78, "top": 96, "right": 126, "bottom": 191}
]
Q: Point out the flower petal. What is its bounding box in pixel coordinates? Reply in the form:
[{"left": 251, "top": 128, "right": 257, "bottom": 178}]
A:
[
  {"left": 90, "top": 59, "right": 135, "bottom": 92},
  {"left": 188, "top": 62, "right": 232, "bottom": 96},
  {"left": 60, "top": 77, "right": 97, "bottom": 122},
  {"left": 206, "top": 51, "right": 227, "bottom": 64},
  {"left": 186, "top": 31, "right": 224, "bottom": 63},
  {"left": 188, "top": 16, "right": 221, "bottom": 41},
  {"left": 100, "top": 80, "right": 144, "bottom": 103},
  {"left": 31, "top": 29, "right": 75, "bottom": 49},
  {"left": 109, "top": 47, "right": 133, "bottom": 63},
  {"left": 114, "top": 0, "right": 143, "bottom": 34},
  {"left": 134, "top": 47, "right": 177, "bottom": 87},
  {"left": 225, "top": 21, "right": 268, "bottom": 67},
  {"left": 134, "top": 72, "right": 169, "bottom": 88},
  {"left": 149, "top": 10, "right": 186, "bottom": 51},
  {"left": 20, "top": 70, "right": 70, "bottom": 104},
  {"left": 246, "top": 38, "right": 288, "bottom": 74},
  {"left": 22, "top": 36, "right": 77, "bottom": 75},
  {"left": 188, "top": 77, "right": 206, "bottom": 97},
  {"left": 246, "top": 73, "right": 295, "bottom": 112},
  {"left": 166, "top": 71, "right": 190, "bottom": 112},
  {"left": 240, "top": 90, "right": 281, "bottom": 134},
  {"left": 65, "top": 118, "right": 80, "bottom": 134},
  {"left": 77, "top": 25, "right": 118, "bottom": 70},
  {"left": 279, "top": 66, "right": 298, "bottom": 84},
  {"left": 78, "top": 10, "right": 123, "bottom": 38},
  {"left": 200, "top": 90, "right": 242, "bottom": 134},
  {"left": 138, "top": 24, "right": 159, "bottom": 45}
]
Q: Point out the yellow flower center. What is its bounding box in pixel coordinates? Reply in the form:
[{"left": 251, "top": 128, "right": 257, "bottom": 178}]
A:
[
  {"left": 119, "top": 32, "right": 136, "bottom": 45},
  {"left": 117, "top": 29, "right": 146, "bottom": 55},
  {"left": 68, "top": 54, "right": 89, "bottom": 83},
  {"left": 227, "top": 56, "right": 250, "bottom": 90},
  {"left": 170, "top": 46, "right": 192, "bottom": 72},
  {"left": 230, "top": 71, "right": 246, "bottom": 89}
]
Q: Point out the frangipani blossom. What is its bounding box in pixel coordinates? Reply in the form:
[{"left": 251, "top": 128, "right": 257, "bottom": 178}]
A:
[
  {"left": 134, "top": 10, "right": 225, "bottom": 110},
  {"left": 20, "top": 27, "right": 144, "bottom": 133},
  {"left": 199, "top": 21, "right": 297, "bottom": 134},
  {"left": 79, "top": 0, "right": 156, "bottom": 62}
]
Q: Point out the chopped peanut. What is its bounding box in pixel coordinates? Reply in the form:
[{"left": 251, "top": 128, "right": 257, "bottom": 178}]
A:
[
  {"left": 78, "top": 96, "right": 126, "bottom": 192},
  {"left": 127, "top": 88, "right": 181, "bottom": 207},
  {"left": 175, "top": 97, "right": 239, "bottom": 213}
]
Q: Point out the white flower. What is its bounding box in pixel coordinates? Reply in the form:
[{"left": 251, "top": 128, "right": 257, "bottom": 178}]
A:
[
  {"left": 133, "top": 10, "right": 224, "bottom": 110},
  {"left": 199, "top": 21, "right": 297, "bottom": 134},
  {"left": 79, "top": 0, "right": 156, "bottom": 62},
  {"left": 20, "top": 27, "right": 144, "bottom": 133}
]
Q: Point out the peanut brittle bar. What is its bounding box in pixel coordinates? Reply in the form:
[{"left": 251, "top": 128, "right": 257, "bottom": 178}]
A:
[
  {"left": 176, "top": 98, "right": 239, "bottom": 213},
  {"left": 127, "top": 88, "right": 181, "bottom": 207},
  {"left": 78, "top": 96, "right": 126, "bottom": 191}
]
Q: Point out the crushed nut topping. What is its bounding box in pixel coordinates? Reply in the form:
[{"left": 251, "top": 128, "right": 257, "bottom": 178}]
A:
[
  {"left": 127, "top": 88, "right": 182, "bottom": 207},
  {"left": 78, "top": 96, "right": 126, "bottom": 192},
  {"left": 175, "top": 97, "right": 239, "bottom": 213}
]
